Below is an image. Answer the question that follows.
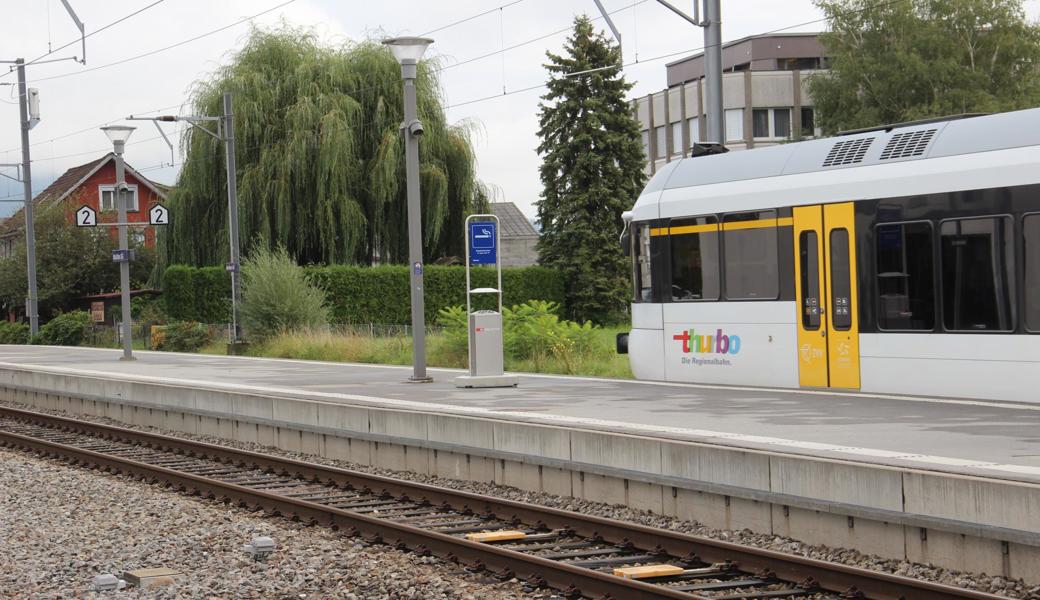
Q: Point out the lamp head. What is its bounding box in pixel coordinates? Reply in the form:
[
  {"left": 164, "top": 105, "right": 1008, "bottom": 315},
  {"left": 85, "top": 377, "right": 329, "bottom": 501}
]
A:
[
  {"left": 101, "top": 125, "right": 135, "bottom": 154},
  {"left": 382, "top": 37, "right": 434, "bottom": 65}
]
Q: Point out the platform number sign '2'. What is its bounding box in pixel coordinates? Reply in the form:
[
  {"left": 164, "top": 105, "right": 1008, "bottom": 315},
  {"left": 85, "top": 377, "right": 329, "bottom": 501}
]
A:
[
  {"left": 149, "top": 203, "right": 170, "bottom": 226},
  {"left": 75, "top": 205, "right": 97, "bottom": 227},
  {"left": 468, "top": 221, "right": 497, "bottom": 265}
]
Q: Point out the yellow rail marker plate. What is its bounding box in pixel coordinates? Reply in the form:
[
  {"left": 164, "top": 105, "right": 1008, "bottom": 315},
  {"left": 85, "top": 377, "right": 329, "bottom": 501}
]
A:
[
  {"left": 613, "top": 564, "right": 685, "bottom": 579},
  {"left": 465, "top": 530, "right": 527, "bottom": 543}
]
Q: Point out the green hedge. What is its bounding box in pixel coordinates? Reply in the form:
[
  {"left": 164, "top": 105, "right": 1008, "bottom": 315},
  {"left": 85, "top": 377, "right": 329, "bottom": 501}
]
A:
[{"left": 160, "top": 264, "right": 564, "bottom": 326}]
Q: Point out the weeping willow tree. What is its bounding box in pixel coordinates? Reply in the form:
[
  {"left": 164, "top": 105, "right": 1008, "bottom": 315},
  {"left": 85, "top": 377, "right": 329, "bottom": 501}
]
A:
[{"left": 162, "top": 26, "right": 490, "bottom": 268}]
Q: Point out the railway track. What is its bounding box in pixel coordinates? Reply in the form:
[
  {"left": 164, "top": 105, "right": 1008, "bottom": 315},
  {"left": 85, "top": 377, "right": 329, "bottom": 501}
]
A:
[{"left": 0, "top": 405, "right": 1003, "bottom": 600}]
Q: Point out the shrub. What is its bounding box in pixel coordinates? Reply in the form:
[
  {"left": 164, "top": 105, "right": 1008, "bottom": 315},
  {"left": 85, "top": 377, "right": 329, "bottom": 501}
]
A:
[
  {"left": 162, "top": 265, "right": 196, "bottom": 321},
  {"left": 36, "top": 311, "right": 92, "bottom": 346},
  {"left": 158, "top": 322, "right": 212, "bottom": 352},
  {"left": 0, "top": 321, "right": 29, "bottom": 345},
  {"left": 240, "top": 246, "right": 329, "bottom": 340}
]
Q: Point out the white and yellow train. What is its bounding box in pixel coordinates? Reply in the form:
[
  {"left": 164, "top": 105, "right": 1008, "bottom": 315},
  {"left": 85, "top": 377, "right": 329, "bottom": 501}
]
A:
[{"left": 618, "top": 109, "right": 1040, "bottom": 402}]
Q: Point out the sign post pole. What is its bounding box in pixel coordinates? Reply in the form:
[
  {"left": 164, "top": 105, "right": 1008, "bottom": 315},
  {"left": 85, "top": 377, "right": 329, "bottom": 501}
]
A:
[{"left": 456, "top": 214, "right": 518, "bottom": 389}]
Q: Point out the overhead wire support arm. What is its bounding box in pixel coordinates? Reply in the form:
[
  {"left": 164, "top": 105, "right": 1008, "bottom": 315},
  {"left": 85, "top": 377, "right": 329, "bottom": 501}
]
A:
[
  {"left": 591, "top": 0, "right": 623, "bottom": 58},
  {"left": 58, "top": 0, "right": 87, "bottom": 64},
  {"left": 655, "top": 0, "right": 703, "bottom": 27}
]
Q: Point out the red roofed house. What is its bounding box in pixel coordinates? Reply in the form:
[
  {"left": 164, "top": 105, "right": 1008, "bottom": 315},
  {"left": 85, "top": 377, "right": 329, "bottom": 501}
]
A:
[{"left": 0, "top": 153, "right": 168, "bottom": 258}]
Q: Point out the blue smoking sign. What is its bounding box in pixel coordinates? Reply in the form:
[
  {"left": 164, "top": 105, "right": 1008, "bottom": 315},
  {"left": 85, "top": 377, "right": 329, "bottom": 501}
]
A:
[{"left": 468, "top": 221, "right": 497, "bottom": 265}]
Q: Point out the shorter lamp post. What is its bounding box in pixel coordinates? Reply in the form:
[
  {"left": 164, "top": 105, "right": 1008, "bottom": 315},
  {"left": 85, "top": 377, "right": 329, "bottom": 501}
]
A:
[
  {"left": 383, "top": 36, "right": 434, "bottom": 383},
  {"left": 101, "top": 125, "right": 136, "bottom": 361}
]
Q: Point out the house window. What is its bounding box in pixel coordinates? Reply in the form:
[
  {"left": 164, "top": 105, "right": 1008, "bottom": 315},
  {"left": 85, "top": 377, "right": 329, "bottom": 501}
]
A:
[
  {"left": 640, "top": 130, "right": 650, "bottom": 160},
  {"left": 801, "top": 108, "right": 816, "bottom": 137},
  {"left": 687, "top": 117, "right": 700, "bottom": 144},
  {"left": 99, "top": 184, "right": 139, "bottom": 212},
  {"left": 654, "top": 126, "right": 667, "bottom": 159},
  {"left": 752, "top": 109, "right": 793, "bottom": 140},
  {"left": 671, "top": 122, "right": 684, "bottom": 155},
  {"left": 724, "top": 109, "right": 743, "bottom": 142}
]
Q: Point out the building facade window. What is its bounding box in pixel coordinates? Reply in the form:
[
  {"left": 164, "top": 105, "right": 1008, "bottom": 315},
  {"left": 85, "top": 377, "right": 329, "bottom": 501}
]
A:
[
  {"left": 687, "top": 117, "right": 700, "bottom": 144},
  {"left": 876, "top": 221, "right": 935, "bottom": 331},
  {"left": 940, "top": 216, "right": 1015, "bottom": 332},
  {"left": 640, "top": 130, "right": 650, "bottom": 160},
  {"left": 773, "top": 108, "right": 791, "bottom": 138},
  {"left": 669, "top": 216, "right": 720, "bottom": 301},
  {"left": 724, "top": 109, "right": 743, "bottom": 142},
  {"left": 752, "top": 109, "right": 770, "bottom": 138},
  {"left": 99, "top": 184, "right": 139, "bottom": 212},
  {"left": 654, "top": 126, "right": 667, "bottom": 159},
  {"left": 751, "top": 109, "right": 793, "bottom": 140},
  {"left": 801, "top": 107, "right": 816, "bottom": 138},
  {"left": 671, "top": 122, "right": 684, "bottom": 155}
]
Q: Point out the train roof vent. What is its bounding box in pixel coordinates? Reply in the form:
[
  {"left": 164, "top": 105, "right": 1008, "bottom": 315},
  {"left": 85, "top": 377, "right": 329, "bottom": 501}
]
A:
[
  {"left": 822, "top": 137, "right": 874, "bottom": 167},
  {"left": 879, "top": 128, "right": 938, "bottom": 160}
]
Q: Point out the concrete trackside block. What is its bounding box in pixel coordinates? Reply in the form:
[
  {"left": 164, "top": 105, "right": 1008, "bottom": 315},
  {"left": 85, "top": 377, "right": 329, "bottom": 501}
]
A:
[
  {"left": 541, "top": 466, "right": 572, "bottom": 497},
  {"left": 776, "top": 505, "right": 904, "bottom": 559},
  {"left": 300, "top": 431, "right": 322, "bottom": 455},
  {"left": 372, "top": 441, "right": 407, "bottom": 471},
  {"left": 770, "top": 457, "right": 903, "bottom": 512},
  {"left": 627, "top": 481, "right": 664, "bottom": 514},
  {"left": 277, "top": 427, "right": 304, "bottom": 452},
  {"left": 469, "top": 455, "right": 495, "bottom": 483},
  {"left": 576, "top": 472, "right": 627, "bottom": 506},
  {"left": 427, "top": 415, "right": 494, "bottom": 451},
  {"left": 273, "top": 398, "right": 320, "bottom": 429},
  {"left": 347, "top": 439, "right": 372, "bottom": 466},
  {"left": 1009, "top": 541, "right": 1040, "bottom": 582},
  {"left": 195, "top": 390, "right": 234, "bottom": 415},
  {"left": 662, "top": 442, "right": 771, "bottom": 490},
  {"left": 159, "top": 384, "right": 196, "bottom": 410},
  {"left": 570, "top": 431, "right": 662, "bottom": 474},
  {"left": 255, "top": 424, "right": 277, "bottom": 447},
  {"left": 369, "top": 410, "right": 427, "bottom": 440},
  {"left": 903, "top": 472, "right": 1040, "bottom": 532},
  {"left": 404, "top": 446, "right": 431, "bottom": 475},
  {"left": 102, "top": 378, "right": 132, "bottom": 403},
  {"left": 670, "top": 488, "right": 772, "bottom": 533},
  {"left": 497, "top": 460, "right": 541, "bottom": 492},
  {"left": 234, "top": 421, "right": 260, "bottom": 444},
  {"left": 906, "top": 527, "right": 1007, "bottom": 576},
  {"left": 433, "top": 449, "right": 468, "bottom": 480},
  {"left": 493, "top": 422, "right": 570, "bottom": 461},
  {"left": 163, "top": 410, "right": 197, "bottom": 435},
  {"left": 316, "top": 403, "right": 368, "bottom": 433},
  {"left": 323, "top": 435, "right": 351, "bottom": 462},
  {"left": 233, "top": 395, "right": 274, "bottom": 422},
  {"left": 73, "top": 375, "right": 106, "bottom": 399}
]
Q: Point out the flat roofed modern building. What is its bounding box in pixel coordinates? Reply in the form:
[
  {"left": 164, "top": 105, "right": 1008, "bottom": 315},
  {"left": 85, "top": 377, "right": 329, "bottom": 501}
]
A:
[{"left": 633, "top": 33, "right": 826, "bottom": 174}]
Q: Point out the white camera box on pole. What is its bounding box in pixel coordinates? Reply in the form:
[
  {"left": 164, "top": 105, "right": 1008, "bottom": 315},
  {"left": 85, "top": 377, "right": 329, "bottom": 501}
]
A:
[{"left": 455, "top": 215, "right": 518, "bottom": 388}]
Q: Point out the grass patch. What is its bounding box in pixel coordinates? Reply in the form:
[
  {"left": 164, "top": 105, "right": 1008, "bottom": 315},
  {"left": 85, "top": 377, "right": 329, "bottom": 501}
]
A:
[{"left": 226, "top": 326, "right": 632, "bottom": 379}]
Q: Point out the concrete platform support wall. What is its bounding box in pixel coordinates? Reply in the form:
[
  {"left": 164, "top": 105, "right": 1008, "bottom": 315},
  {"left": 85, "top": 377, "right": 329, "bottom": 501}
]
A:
[{"left": 2, "top": 367, "right": 1040, "bottom": 583}]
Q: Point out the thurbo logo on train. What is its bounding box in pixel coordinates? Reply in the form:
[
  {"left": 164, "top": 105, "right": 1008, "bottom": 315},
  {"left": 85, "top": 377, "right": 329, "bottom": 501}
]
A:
[{"left": 672, "top": 328, "right": 741, "bottom": 355}]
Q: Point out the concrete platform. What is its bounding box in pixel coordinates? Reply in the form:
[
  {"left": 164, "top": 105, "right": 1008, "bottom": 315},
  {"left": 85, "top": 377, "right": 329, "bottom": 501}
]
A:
[
  {"left": 3, "top": 344, "right": 1040, "bottom": 581},
  {"left": 1, "top": 345, "right": 1038, "bottom": 482}
]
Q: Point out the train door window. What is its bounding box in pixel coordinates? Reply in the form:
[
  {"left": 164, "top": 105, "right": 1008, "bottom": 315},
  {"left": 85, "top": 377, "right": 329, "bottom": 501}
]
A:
[
  {"left": 876, "top": 222, "right": 934, "bottom": 331},
  {"left": 723, "top": 210, "right": 779, "bottom": 300},
  {"left": 670, "top": 216, "right": 720, "bottom": 301},
  {"left": 829, "top": 228, "right": 853, "bottom": 330},
  {"left": 634, "top": 223, "right": 653, "bottom": 302},
  {"left": 799, "top": 231, "right": 821, "bottom": 329},
  {"left": 1024, "top": 214, "right": 1040, "bottom": 331},
  {"left": 940, "top": 216, "right": 1015, "bottom": 332}
]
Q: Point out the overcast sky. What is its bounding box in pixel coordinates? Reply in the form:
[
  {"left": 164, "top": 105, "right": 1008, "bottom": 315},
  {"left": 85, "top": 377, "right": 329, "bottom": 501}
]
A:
[{"left": 2, "top": 0, "right": 1039, "bottom": 219}]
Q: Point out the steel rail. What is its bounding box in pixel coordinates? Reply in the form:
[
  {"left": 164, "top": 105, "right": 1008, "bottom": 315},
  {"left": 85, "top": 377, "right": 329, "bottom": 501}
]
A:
[{"left": 0, "top": 405, "right": 1005, "bottom": 600}]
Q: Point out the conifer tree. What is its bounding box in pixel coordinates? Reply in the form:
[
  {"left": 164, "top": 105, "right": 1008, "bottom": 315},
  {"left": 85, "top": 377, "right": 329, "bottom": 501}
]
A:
[{"left": 536, "top": 16, "right": 646, "bottom": 324}]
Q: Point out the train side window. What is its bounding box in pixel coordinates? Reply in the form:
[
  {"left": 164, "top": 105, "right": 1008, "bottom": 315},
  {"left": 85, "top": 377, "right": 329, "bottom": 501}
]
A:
[
  {"left": 1024, "top": 214, "right": 1040, "bottom": 332},
  {"left": 798, "top": 231, "right": 821, "bottom": 330},
  {"left": 634, "top": 223, "right": 653, "bottom": 302},
  {"left": 669, "top": 216, "right": 720, "bottom": 301},
  {"left": 940, "top": 216, "right": 1015, "bottom": 332},
  {"left": 876, "top": 222, "right": 935, "bottom": 331},
  {"left": 723, "top": 210, "right": 779, "bottom": 300},
  {"left": 829, "top": 228, "right": 853, "bottom": 330}
]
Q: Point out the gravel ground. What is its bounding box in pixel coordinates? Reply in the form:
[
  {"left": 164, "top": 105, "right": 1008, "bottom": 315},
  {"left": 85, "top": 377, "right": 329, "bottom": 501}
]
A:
[
  {"left": 2, "top": 398, "right": 1038, "bottom": 599},
  {"left": 0, "top": 445, "right": 542, "bottom": 599}
]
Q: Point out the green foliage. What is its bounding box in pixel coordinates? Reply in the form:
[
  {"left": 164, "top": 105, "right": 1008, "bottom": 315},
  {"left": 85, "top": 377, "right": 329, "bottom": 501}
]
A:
[
  {"left": 536, "top": 16, "right": 645, "bottom": 325},
  {"left": 161, "top": 265, "right": 197, "bottom": 320},
  {"left": 36, "top": 311, "right": 92, "bottom": 347},
  {"left": 0, "top": 198, "right": 151, "bottom": 318},
  {"left": 809, "top": 0, "right": 1040, "bottom": 133},
  {"left": 161, "top": 25, "right": 490, "bottom": 271},
  {"left": 438, "top": 300, "right": 599, "bottom": 374},
  {"left": 161, "top": 265, "right": 229, "bottom": 323},
  {"left": 0, "top": 321, "right": 30, "bottom": 345},
  {"left": 159, "top": 322, "right": 213, "bottom": 353},
  {"left": 240, "top": 245, "right": 329, "bottom": 340}
]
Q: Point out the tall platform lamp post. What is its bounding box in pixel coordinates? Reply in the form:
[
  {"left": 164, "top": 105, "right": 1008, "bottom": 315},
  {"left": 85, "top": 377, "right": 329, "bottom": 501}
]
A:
[
  {"left": 101, "top": 125, "right": 136, "bottom": 361},
  {"left": 383, "top": 36, "right": 434, "bottom": 383}
]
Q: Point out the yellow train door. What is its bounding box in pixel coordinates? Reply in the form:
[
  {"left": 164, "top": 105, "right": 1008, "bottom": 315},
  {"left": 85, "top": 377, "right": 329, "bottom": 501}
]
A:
[{"left": 792, "top": 202, "right": 861, "bottom": 389}]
